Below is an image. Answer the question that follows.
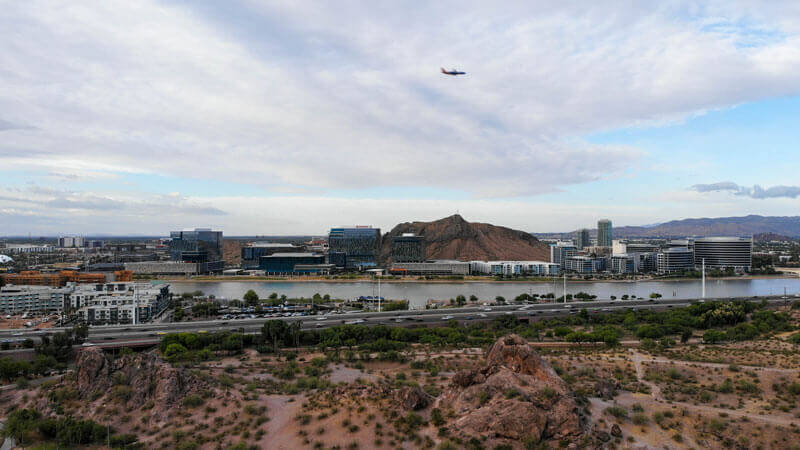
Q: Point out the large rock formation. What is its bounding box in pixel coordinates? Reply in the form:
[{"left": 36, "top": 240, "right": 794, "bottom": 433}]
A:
[
  {"left": 72, "top": 348, "right": 205, "bottom": 421},
  {"left": 435, "top": 335, "right": 584, "bottom": 445},
  {"left": 380, "top": 214, "right": 550, "bottom": 264}
]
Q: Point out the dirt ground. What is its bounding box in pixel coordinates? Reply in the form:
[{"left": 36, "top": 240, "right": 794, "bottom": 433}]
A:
[{"left": 2, "top": 337, "right": 800, "bottom": 449}]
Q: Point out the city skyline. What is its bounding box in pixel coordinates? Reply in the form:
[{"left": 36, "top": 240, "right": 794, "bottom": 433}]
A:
[{"left": 2, "top": 2, "right": 800, "bottom": 235}]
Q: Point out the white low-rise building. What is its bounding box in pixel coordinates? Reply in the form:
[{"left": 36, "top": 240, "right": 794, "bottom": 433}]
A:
[
  {"left": 69, "top": 282, "right": 171, "bottom": 324},
  {"left": 0, "top": 282, "right": 170, "bottom": 324},
  {"left": 0, "top": 285, "right": 70, "bottom": 314},
  {"left": 470, "top": 261, "right": 560, "bottom": 276}
]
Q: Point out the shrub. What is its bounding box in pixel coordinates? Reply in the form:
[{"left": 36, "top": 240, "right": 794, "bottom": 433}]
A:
[
  {"left": 182, "top": 394, "right": 205, "bottom": 408},
  {"left": 605, "top": 406, "right": 628, "bottom": 419},
  {"left": 632, "top": 413, "right": 649, "bottom": 425}
]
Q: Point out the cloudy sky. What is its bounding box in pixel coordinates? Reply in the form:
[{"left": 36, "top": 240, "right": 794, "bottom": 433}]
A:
[{"left": 2, "top": 1, "right": 800, "bottom": 236}]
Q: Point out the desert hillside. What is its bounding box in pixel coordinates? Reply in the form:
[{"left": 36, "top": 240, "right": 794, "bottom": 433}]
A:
[{"left": 380, "top": 214, "right": 550, "bottom": 263}]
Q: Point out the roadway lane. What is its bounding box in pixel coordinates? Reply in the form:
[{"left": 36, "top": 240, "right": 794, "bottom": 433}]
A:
[{"left": 1, "top": 295, "right": 795, "bottom": 346}]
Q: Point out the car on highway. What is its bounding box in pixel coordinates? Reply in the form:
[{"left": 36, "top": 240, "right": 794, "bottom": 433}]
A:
[
  {"left": 315, "top": 316, "right": 327, "bottom": 321},
  {"left": 442, "top": 315, "right": 455, "bottom": 320},
  {"left": 478, "top": 313, "right": 488, "bottom": 318},
  {"left": 564, "top": 304, "right": 572, "bottom": 308},
  {"left": 481, "top": 307, "right": 492, "bottom": 312},
  {"left": 345, "top": 319, "right": 366, "bottom": 325},
  {"left": 81, "top": 342, "right": 95, "bottom": 347},
  {"left": 527, "top": 311, "right": 538, "bottom": 316}
]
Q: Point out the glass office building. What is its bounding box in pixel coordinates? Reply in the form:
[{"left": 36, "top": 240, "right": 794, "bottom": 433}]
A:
[
  {"left": 693, "top": 237, "right": 752, "bottom": 271},
  {"left": 392, "top": 233, "right": 426, "bottom": 263},
  {"left": 169, "top": 228, "right": 224, "bottom": 272},
  {"left": 328, "top": 227, "right": 381, "bottom": 269},
  {"left": 576, "top": 228, "right": 591, "bottom": 250},
  {"left": 597, "top": 219, "right": 612, "bottom": 247}
]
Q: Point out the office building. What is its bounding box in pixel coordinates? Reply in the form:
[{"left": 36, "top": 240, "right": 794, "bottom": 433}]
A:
[
  {"left": 657, "top": 247, "right": 694, "bottom": 273},
  {"left": 241, "top": 243, "right": 303, "bottom": 269},
  {"left": 392, "top": 233, "right": 426, "bottom": 263},
  {"left": 259, "top": 253, "right": 327, "bottom": 274},
  {"left": 613, "top": 240, "right": 660, "bottom": 255},
  {"left": 550, "top": 242, "right": 577, "bottom": 266},
  {"left": 328, "top": 226, "right": 381, "bottom": 269},
  {"left": 633, "top": 252, "right": 658, "bottom": 273},
  {"left": 565, "top": 256, "right": 606, "bottom": 273},
  {"left": 693, "top": 237, "right": 752, "bottom": 271},
  {"left": 390, "top": 260, "right": 470, "bottom": 276},
  {"left": 597, "top": 219, "right": 612, "bottom": 247},
  {"left": 125, "top": 261, "right": 205, "bottom": 275},
  {"left": 610, "top": 255, "right": 635, "bottom": 274},
  {"left": 58, "top": 236, "right": 85, "bottom": 248},
  {"left": 169, "top": 228, "right": 224, "bottom": 272},
  {"left": 667, "top": 239, "right": 692, "bottom": 249},
  {"left": 576, "top": 229, "right": 591, "bottom": 250}
]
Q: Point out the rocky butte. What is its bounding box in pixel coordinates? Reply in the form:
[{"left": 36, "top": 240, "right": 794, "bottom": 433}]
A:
[
  {"left": 379, "top": 214, "right": 551, "bottom": 264},
  {"left": 435, "top": 334, "right": 585, "bottom": 446}
]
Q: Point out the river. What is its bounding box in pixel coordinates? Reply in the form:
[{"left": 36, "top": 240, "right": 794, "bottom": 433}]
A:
[{"left": 166, "top": 278, "right": 800, "bottom": 309}]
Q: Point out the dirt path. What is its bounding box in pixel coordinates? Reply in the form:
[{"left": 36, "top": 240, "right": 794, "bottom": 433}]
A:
[
  {"left": 260, "top": 395, "right": 305, "bottom": 449},
  {"left": 606, "top": 352, "right": 799, "bottom": 374}
]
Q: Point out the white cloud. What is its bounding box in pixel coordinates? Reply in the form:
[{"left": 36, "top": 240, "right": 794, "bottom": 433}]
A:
[{"left": 1, "top": 1, "right": 799, "bottom": 200}]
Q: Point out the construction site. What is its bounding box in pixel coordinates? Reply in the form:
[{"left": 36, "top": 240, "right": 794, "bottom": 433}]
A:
[{"left": 0, "top": 270, "right": 133, "bottom": 287}]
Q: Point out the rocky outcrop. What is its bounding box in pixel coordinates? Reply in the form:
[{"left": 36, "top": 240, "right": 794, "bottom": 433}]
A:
[
  {"left": 379, "top": 214, "right": 551, "bottom": 264},
  {"left": 73, "top": 348, "right": 205, "bottom": 421},
  {"left": 434, "top": 335, "right": 584, "bottom": 445},
  {"left": 395, "top": 386, "right": 433, "bottom": 410}
]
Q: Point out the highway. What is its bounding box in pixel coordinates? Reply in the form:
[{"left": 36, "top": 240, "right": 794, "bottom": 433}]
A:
[{"left": 1, "top": 295, "right": 795, "bottom": 348}]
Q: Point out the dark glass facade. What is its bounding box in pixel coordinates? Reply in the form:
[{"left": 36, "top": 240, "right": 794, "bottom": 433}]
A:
[
  {"left": 169, "top": 229, "right": 223, "bottom": 271},
  {"left": 328, "top": 227, "right": 381, "bottom": 269},
  {"left": 392, "top": 234, "right": 426, "bottom": 263},
  {"left": 259, "top": 254, "right": 325, "bottom": 273},
  {"left": 241, "top": 244, "right": 302, "bottom": 269},
  {"left": 693, "top": 237, "right": 752, "bottom": 270}
]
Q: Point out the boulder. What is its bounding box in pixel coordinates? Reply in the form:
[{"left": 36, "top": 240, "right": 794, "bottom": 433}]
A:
[
  {"left": 595, "top": 379, "right": 619, "bottom": 400},
  {"left": 611, "top": 424, "right": 622, "bottom": 437},
  {"left": 435, "top": 334, "right": 584, "bottom": 446},
  {"left": 395, "top": 386, "right": 433, "bottom": 410}
]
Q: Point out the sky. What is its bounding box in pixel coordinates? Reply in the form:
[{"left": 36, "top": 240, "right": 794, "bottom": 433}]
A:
[{"left": 2, "top": 1, "right": 800, "bottom": 236}]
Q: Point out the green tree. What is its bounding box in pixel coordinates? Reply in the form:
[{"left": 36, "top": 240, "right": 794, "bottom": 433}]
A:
[
  {"left": 243, "top": 290, "right": 259, "bottom": 307},
  {"left": 262, "top": 320, "right": 288, "bottom": 353}
]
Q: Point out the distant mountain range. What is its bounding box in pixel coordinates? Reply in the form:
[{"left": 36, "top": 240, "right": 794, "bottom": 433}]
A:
[
  {"left": 380, "top": 214, "right": 550, "bottom": 264},
  {"left": 537, "top": 215, "right": 800, "bottom": 239}
]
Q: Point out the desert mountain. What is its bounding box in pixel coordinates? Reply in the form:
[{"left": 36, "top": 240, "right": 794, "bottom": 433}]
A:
[
  {"left": 380, "top": 214, "right": 550, "bottom": 264},
  {"left": 538, "top": 215, "right": 800, "bottom": 239},
  {"left": 613, "top": 215, "right": 800, "bottom": 238}
]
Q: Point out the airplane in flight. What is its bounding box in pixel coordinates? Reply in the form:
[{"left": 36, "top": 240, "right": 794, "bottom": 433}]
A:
[{"left": 441, "top": 67, "right": 466, "bottom": 76}]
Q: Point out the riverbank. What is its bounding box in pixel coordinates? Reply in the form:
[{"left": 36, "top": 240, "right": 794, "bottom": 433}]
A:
[{"left": 154, "top": 273, "right": 798, "bottom": 284}]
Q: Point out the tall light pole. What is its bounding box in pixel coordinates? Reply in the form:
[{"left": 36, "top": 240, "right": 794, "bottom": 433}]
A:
[
  {"left": 563, "top": 273, "right": 567, "bottom": 303},
  {"left": 701, "top": 258, "right": 706, "bottom": 299}
]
